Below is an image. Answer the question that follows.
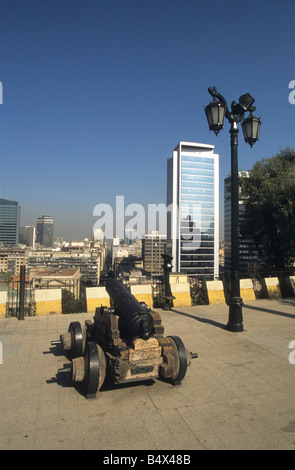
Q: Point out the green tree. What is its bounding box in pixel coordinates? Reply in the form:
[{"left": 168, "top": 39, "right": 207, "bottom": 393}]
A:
[
  {"left": 240, "top": 148, "right": 295, "bottom": 272},
  {"left": 62, "top": 288, "right": 85, "bottom": 313},
  {"left": 190, "top": 281, "right": 209, "bottom": 305}
]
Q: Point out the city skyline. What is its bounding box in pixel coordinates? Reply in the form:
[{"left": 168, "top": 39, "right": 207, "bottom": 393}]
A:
[{"left": 0, "top": 0, "right": 295, "bottom": 240}]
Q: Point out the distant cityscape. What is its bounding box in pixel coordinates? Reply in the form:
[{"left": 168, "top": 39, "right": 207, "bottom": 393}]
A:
[{"left": 0, "top": 141, "right": 257, "bottom": 289}]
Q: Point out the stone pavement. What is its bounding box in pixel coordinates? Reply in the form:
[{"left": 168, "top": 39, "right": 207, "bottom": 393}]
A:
[{"left": 0, "top": 298, "right": 295, "bottom": 451}]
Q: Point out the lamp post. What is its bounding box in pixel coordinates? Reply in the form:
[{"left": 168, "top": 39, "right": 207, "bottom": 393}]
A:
[
  {"left": 205, "top": 87, "right": 261, "bottom": 332},
  {"left": 161, "top": 253, "right": 174, "bottom": 310},
  {"left": 19, "top": 265, "right": 26, "bottom": 321}
]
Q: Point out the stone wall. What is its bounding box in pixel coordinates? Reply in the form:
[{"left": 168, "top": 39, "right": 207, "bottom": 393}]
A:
[
  {"left": 170, "top": 282, "right": 191, "bottom": 307},
  {"left": 0, "top": 292, "right": 7, "bottom": 318},
  {"left": 264, "top": 277, "right": 281, "bottom": 299},
  {"left": 86, "top": 286, "right": 110, "bottom": 313},
  {"left": 240, "top": 279, "right": 256, "bottom": 301},
  {"left": 204, "top": 280, "right": 225, "bottom": 305},
  {"left": 35, "top": 289, "right": 62, "bottom": 315},
  {"left": 129, "top": 284, "right": 153, "bottom": 308}
]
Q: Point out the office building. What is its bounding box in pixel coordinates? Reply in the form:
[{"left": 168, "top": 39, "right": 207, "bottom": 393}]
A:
[
  {"left": 36, "top": 215, "right": 54, "bottom": 247},
  {"left": 142, "top": 230, "right": 166, "bottom": 277},
  {"left": 19, "top": 225, "right": 36, "bottom": 248},
  {"left": 167, "top": 142, "right": 219, "bottom": 279},
  {"left": 224, "top": 172, "right": 257, "bottom": 276},
  {"left": 0, "top": 199, "right": 20, "bottom": 246}
]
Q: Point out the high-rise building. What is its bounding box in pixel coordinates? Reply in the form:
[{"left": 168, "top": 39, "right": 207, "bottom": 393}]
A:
[
  {"left": 36, "top": 215, "right": 54, "bottom": 247},
  {"left": 19, "top": 225, "right": 36, "bottom": 249},
  {"left": 0, "top": 199, "right": 20, "bottom": 246},
  {"left": 142, "top": 230, "right": 166, "bottom": 277},
  {"left": 167, "top": 142, "right": 219, "bottom": 279},
  {"left": 224, "top": 172, "right": 257, "bottom": 276}
]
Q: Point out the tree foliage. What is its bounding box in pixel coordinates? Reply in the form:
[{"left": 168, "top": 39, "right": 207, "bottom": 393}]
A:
[
  {"left": 190, "top": 281, "right": 209, "bottom": 305},
  {"left": 240, "top": 148, "right": 295, "bottom": 272},
  {"left": 62, "top": 288, "right": 86, "bottom": 313}
]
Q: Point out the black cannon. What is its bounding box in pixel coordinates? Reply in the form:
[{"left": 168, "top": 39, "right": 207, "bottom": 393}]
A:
[
  {"left": 106, "top": 279, "right": 154, "bottom": 341},
  {"left": 52, "top": 280, "right": 197, "bottom": 398}
]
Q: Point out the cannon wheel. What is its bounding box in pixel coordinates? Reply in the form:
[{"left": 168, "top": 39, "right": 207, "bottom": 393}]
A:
[
  {"left": 83, "top": 342, "right": 106, "bottom": 399},
  {"left": 168, "top": 335, "right": 188, "bottom": 385},
  {"left": 68, "top": 321, "right": 84, "bottom": 358}
]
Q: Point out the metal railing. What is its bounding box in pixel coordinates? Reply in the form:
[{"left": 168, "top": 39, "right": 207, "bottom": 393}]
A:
[{"left": 6, "top": 280, "right": 35, "bottom": 318}]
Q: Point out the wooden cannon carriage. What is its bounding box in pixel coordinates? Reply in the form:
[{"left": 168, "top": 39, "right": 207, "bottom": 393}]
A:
[{"left": 52, "top": 279, "right": 197, "bottom": 398}]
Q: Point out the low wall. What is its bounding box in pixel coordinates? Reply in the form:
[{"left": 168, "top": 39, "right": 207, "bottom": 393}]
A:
[
  {"left": 0, "top": 292, "right": 7, "bottom": 318},
  {"left": 130, "top": 284, "right": 153, "bottom": 308},
  {"left": 1, "top": 275, "right": 292, "bottom": 318},
  {"left": 240, "top": 279, "right": 256, "bottom": 301},
  {"left": 290, "top": 276, "right": 295, "bottom": 294},
  {"left": 171, "top": 283, "right": 191, "bottom": 307},
  {"left": 205, "top": 280, "right": 225, "bottom": 305},
  {"left": 86, "top": 286, "right": 110, "bottom": 313},
  {"left": 35, "top": 289, "right": 62, "bottom": 315},
  {"left": 264, "top": 277, "right": 281, "bottom": 299}
]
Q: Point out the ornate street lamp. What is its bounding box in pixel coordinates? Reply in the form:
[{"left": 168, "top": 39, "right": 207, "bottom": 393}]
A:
[
  {"left": 204, "top": 98, "right": 226, "bottom": 136},
  {"left": 204, "top": 86, "right": 261, "bottom": 332},
  {"left": 161, "top": 253, "right": 174, "bottom": 310},
  {"left": 241, "top": 112, "right": 262, "bottom": 147}
]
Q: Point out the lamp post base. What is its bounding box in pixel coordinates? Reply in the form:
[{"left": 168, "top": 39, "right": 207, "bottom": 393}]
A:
[{"left": 227, "top": 297, "right": 244, "bottom": 332}]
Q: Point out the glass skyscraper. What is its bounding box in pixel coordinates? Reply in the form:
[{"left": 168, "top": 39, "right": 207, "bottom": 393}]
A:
[
  {"left": 167, "top": 142, "right": 219, "bottom": 279},
  {"left": 36, "top": 215, "right": 54, "bottom": 247},
  {"left": 0, "top": 198, "right": 20, "bottom": 246}
]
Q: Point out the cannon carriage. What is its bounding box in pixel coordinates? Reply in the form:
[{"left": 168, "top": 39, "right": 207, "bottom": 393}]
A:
[{"left": 51, "top": 279, "right": 197, "bottom": 398}]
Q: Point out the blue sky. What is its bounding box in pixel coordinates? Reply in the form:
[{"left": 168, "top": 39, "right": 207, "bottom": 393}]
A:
[{"left": 0, "top": 0, "right": 294, "bottom": 240}]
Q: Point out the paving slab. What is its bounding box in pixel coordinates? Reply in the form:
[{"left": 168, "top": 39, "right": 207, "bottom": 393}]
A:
[{"left": 0, "top": 299, "right": 295, "bottom": 451}]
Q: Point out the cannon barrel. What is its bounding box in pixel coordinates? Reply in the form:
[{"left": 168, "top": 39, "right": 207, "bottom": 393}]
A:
[{"left": 105, "top": 279, "right": 154, "bottom": 341}]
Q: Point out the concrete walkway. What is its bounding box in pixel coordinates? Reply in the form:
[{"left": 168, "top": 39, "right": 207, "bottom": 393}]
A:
[{"left": 0, "top": 298, "right": 295, "bottom": 450}]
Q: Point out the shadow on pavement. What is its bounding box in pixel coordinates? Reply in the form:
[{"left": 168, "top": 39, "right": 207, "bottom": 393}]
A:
[
  {"left": 170, "top": 308, "right": 227, "bottom": 330},
  {"left": 243, "top": 298, "right": 295, "bottom": 319}
]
